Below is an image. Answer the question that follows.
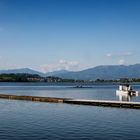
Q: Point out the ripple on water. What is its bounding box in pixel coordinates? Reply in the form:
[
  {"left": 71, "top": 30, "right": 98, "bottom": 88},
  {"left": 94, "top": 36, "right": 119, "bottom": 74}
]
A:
[{"left": 0, "top": 99, "right": 140, "bottom": 140}]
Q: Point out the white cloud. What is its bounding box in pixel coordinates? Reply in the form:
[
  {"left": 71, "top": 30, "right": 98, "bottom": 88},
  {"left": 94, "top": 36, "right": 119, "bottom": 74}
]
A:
[
  {"left": 118, "top": 59, "right": 125, "bottom": 65},
  {"left": 106, "top": 52, "right": 133, "bottom": 65},
  {"left": 40, "top": 60, "right": 80, "bottom": 72},
  {"left": 106, "top": 52, "right": 133, "bottom": 57},
  {"left": 106, "top": 53, "right": 112, "bottom": 57}
]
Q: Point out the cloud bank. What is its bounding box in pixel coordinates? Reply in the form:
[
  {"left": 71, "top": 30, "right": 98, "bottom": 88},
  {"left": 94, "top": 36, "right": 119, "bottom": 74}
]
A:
[
  {"left": 118, "top": 59, "right": 125, "bottom": 65},
  {"left": 106, "top": 51, "right": 133, "bottom": 65},
  {"left": 106, "top": 52, "right": 133, "bottom": 58},
  {"left": 40, "top": 60, "right": 79, "bottom": 72}
]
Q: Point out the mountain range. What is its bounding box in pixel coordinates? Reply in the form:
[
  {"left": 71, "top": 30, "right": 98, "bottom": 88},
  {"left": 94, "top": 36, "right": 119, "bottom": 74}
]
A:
[
  {"left": 0, "top": 68, "right": 45, "bottom": 77},
  {"left": 0, "top": 64, "right": 140, "bottom": 80}
]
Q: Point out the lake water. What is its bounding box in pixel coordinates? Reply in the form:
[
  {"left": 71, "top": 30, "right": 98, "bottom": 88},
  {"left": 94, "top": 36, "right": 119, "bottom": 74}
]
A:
[{"left": 0, "top": 82, "right": 140, "bottom": 140}]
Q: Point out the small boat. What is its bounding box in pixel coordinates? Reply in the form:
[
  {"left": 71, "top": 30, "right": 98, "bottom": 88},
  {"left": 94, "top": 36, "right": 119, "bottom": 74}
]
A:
[
  {"left": 73, "top": 85, "right": 92, "bottom": 88},
  {"left": 116, "top": 84, "right": 138, "bottom": 96}
]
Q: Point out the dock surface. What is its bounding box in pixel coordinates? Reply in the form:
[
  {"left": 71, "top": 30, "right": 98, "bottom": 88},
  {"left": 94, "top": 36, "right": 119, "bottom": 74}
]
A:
[
  {"left": 0, "top": 94, "right": 65, "bottom": 103},
  {"left": 0, "top": 94, "right": 140, "bottom": 109},
  {"left": 64, "top": 99, "right": 140, "bottom": 109}
]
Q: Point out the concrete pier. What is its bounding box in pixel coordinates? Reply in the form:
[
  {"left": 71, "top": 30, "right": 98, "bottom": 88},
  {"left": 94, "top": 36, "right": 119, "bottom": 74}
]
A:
[
  {"left": 0, "top": 94, "right": 65, "bottom": 103},
  {"left": 0, "top": 94, "right": 140, "bottom": 109},
  {"left": 64, "top": 99, "right": 140, "bottom": 109}
]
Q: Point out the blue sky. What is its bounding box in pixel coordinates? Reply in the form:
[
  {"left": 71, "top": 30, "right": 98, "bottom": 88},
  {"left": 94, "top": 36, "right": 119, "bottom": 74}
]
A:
[{"left": 0, "top": 0, "right": 140, "bottom": 72}]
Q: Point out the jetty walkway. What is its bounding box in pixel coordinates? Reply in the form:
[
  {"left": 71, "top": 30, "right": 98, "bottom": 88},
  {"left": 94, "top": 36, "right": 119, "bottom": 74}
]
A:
[{"left": 0, "top": 94, "right": 140, "bottom": 109}]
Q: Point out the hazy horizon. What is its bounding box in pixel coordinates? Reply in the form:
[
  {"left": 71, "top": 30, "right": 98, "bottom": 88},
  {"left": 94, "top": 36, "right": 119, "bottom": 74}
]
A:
[
  {"left": 0, "top": 0, "right": 140, "bottom": 72},
  {"left": 0, "top": 63, "right": 140, "bottom": 73}
]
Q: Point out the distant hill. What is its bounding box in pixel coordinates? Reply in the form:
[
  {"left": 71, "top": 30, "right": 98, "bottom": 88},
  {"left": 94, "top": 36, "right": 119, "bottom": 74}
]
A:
[
  {"left": 0, "top": 68, "right": 45, "bottom": 77},
  {"left": 46, "top": 64, "right": 140, "bottom": 80},
  {"left": 46, "top": 70, "right": 70, "bottom": 76},
  {"left": 0, "top": 64, "right": 140, "bottom": 80}
]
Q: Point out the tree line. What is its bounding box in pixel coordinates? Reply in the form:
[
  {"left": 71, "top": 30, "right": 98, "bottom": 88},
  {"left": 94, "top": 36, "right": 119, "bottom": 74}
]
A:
[{"left": 0, "top": 73, "right": 140, "bottom": 83}]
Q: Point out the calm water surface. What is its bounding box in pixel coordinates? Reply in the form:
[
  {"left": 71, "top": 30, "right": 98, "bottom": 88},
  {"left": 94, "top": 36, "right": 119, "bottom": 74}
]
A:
[
  {"left": 0, "top": 82, "right": 140, "bottom": 101},
  {"left": 0, "top": 83, "right": 140, "bottom": 140}
]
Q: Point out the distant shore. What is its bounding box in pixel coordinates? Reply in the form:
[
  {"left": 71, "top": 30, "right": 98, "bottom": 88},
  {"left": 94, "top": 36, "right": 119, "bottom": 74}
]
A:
[{"left": 0, "top": 73, "right": 140, "bottom": 84}]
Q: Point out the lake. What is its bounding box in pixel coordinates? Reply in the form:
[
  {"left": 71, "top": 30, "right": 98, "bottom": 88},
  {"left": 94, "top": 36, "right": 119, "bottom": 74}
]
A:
[{"left": 0, "top": 82, "right": 140, "bottom": 140}]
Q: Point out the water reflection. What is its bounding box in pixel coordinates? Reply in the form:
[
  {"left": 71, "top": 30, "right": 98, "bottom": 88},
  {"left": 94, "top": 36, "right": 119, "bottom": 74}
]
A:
[
  {"left": 117, "top": 94, "right": 132, "bottom": 101},
  {"left": 116, "top": 92, "right": 139, "bottom": 101}
]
